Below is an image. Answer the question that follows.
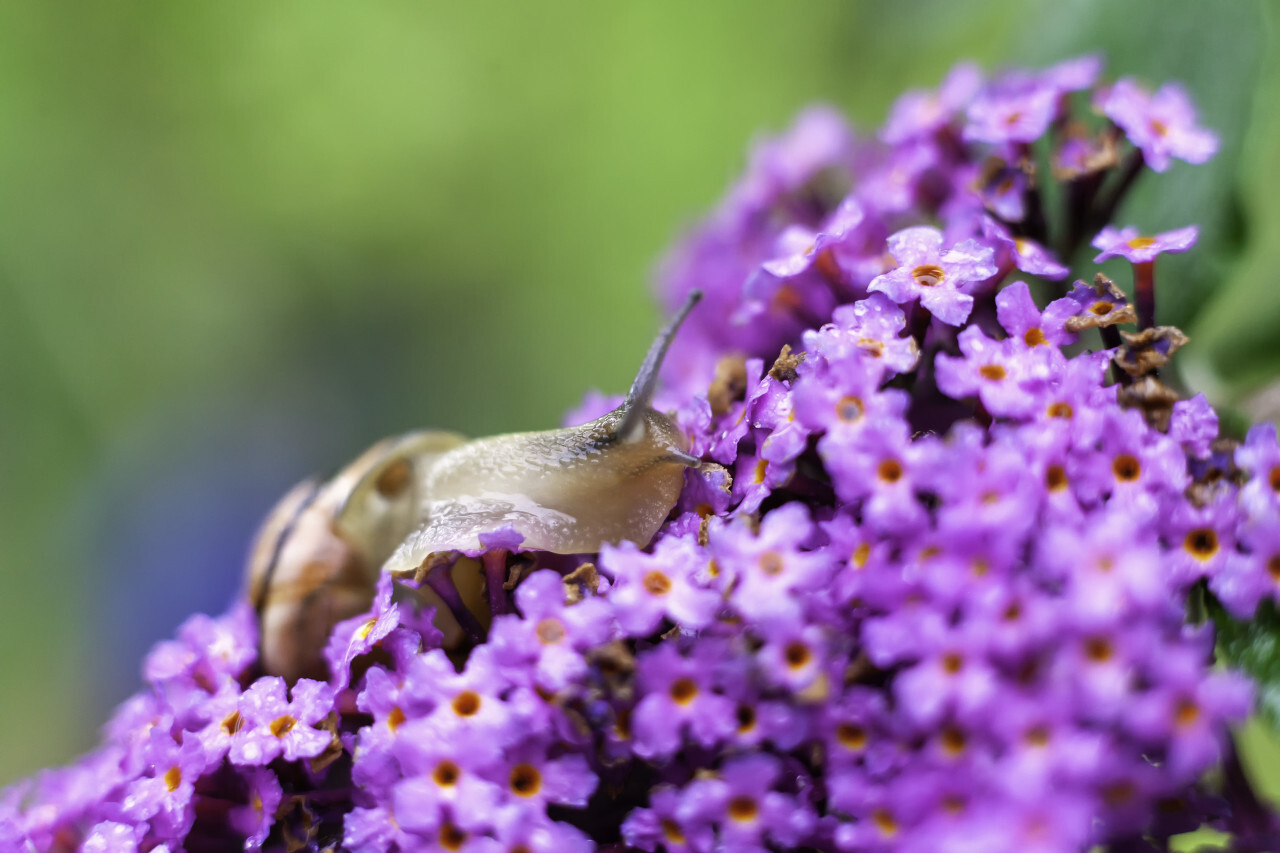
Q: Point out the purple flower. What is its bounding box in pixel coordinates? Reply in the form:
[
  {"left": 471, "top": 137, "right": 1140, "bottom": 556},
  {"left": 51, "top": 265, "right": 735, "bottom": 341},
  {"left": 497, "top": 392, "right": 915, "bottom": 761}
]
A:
[
  {"left": 801, "top": 292, "right": 920, "bottom": 378},
  {"left": 995, "top": 279, "right": 1077, "bottom": 348},
  {"left": 603, "top": 533, "right": 721, "bottom": 635},
  {"left": 935, "top": 325, "right": 1060, "bottom": 418},
  {"left": 965, "top": 82, "right": 1059, "bottom": 145},
  {"left": 485, "top": 740, "right": 597, "bottom": 810},
  {"left": 868, "top": 226, "right": 997, "bottom": 326},
  {"left": 1099, "top": 78, "right": 1218, "bottom": 172},
  {"left": 400, "top": 647, "right": 519, "bottom": 743},
  {"left": 982, "top": 218, "right": 1070, "bottom": 281},
  {"left": 120, "top": 728, "right": 213, "bottom": 841},
  {"left": 1236, "top": 422, "right": 1280, "bottom": 520},
  {"left": 1212, "top": 520, "right": 1280, "bottom": 617},
  {"left": 750, "top": 373, "right": 810, "bottom": 465},
  {"left": 231, "top": 677, "right": 335, "bottom": 766},
  {"left": 1126, "top": 649, "right": 1252, "bottom": 777},
  {"left": 1161, "top": 495, "right": 1240, "bottom": 587},
  {"left": 1168, "top": 393, "right": 1219, "bottom": 458},
  {"left": 882, "top": 61, "right": 982, "bottom": 144},
  {"left": 80, "top": 821, "right": 145, "bottom": 853},
  {"left": 963, "top": 56, "right": 1102, "bottom": 146},
  {"left": 631, "top": 641, "right": 737, "bottom": 759},
  {"left": 681, "top": 753, "right": 816, "bottom": 851},
  {"left": 711, "top": 504, "right": 832, "bottom": 626},
  {"left": 323, "top": 572, "right": 419, "bottom": 688},
  {"left": 760, "top": 197, "right": 864, "bottom": 280},
  {"left": 489, "top": 805, "right": 595, "bottom": 853},
  {"left": 488, "top": 569, "right": 614, "bottom": 691},
  {"left": 1092, "top": 223, "right": 1198, "bottom": 263},
  {"left": 227, "top": 768, "right": 283, "bottom": 848}
]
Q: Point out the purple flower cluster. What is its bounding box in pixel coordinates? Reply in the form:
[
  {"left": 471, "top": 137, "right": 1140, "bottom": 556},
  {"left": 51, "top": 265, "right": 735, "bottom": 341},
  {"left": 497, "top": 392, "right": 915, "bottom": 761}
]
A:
[{"left": 5, "top": 57, "right": 1278, "bottom": 852}]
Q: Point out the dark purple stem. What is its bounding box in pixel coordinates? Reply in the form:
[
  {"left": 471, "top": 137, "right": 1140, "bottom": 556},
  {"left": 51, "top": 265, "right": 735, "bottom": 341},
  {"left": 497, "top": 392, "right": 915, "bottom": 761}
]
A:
[
  {"left": 1080, "top": 147, "right": 1145, "bottom": 254},
  {"left": 422, "top": 558, "right": 487, "bottom": 644},
  {"left": 483, "top": 550, "right": 511, "bottom": 617},
  {"left": 1017, "top": 143, "right": 1049, "bottom": 247},
  {"left": 1100, "top": 324, "right": 1130, "bottom": 386},
  {"left": 1133, "top": 260, "right": 1156, "bottom": 330}
]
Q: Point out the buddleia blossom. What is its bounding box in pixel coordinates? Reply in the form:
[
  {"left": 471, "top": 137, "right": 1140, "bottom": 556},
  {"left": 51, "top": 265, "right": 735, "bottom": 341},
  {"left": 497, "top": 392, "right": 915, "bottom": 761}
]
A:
[
  {"left": 6, "top": 55, "right": 1280, "bottom": 853},
  {"left": 1097, "top": 77, "right": 1219, "bottom": 171}
]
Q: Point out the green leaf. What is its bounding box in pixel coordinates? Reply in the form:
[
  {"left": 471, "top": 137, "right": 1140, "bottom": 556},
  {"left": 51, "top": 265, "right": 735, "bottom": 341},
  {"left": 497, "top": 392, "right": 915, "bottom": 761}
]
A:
[{"left": 1213, "top": 598, "right": 1280, "bottom": 733}]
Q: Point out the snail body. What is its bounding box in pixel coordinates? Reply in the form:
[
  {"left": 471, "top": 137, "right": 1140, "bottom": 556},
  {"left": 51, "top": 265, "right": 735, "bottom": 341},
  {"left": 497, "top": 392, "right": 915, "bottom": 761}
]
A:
[{"left": 245, "top": 291, "right": 702, "bottom": 678}]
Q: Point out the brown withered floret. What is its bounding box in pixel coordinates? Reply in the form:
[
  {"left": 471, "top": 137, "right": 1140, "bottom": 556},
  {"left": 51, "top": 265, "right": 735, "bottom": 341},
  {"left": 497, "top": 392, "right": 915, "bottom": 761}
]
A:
[
  {"left": 561, "top": 562, "right": 600, "bottom": 604},
  {"left": 1064, "top": 274, "right": 1138, "bottom": 333},
  {"left": 707, "top": 354, "right": 749, "bottom": 417},
  {"left": 769, "top": 344, "right": 806, "bottom": 383},
  {"left": 1186, "top": 437, "right": 1245, "bottom": 508},
  {"left": 1051, "top": 123, "right": 1120, "bottom": 181},
  {"left": 1114, "top": 326, "right": 1190, "bottom": 378},
  {"left": 587, "top": 641, "right": 637, "bottom": 702},
  {"left": 1117, "top": 376, "right": 1181, "bottom": 432}
]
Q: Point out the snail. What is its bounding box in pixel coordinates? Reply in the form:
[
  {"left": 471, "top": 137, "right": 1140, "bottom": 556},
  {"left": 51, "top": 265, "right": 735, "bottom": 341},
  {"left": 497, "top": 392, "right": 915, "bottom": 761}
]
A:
[{"left": 244, "top": 291, "right": 703, "bottom": 680}]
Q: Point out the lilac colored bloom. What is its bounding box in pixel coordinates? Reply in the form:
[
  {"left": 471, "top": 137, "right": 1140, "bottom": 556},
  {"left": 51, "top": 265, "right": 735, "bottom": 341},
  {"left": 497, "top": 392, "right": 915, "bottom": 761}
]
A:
[
  {"left": 489, "top": 805, "right": 595, "bottom": 853},
  {"left": 982, "top": 217, "right": 1070, "bottom": 281},
  {"left": 1235, "top": 421, "right": 1280, "bottom": 520},
  {"left": 120, "top": 728, "right": 213, "bottom": 841},
  {"left": 868, "top": 226, "right": 997, "bottom": 326},
  {"left": 963, "top": 56, "right": 1102, "bottom": 146},
  {"left": 81, "top": 821, "right": 145, "bottom": 853},
  {"left": 995, "top": 279, "right": 1077, "bottom": 348},
  {"left": 488, "top": 569, "right": 614, "bottom": 691},
  {"left": 399, "top": 647, "right": 519, "bottom": 743},
  {"left": 324, "top": 572, "right": 410, "bottom": 687},
  {"left": 801, "top": 292, "right": 920, "bottom": 378},
  {"left": 228, "top": 767, "right": 283, "bottom": 848},
  {"left": 231, "top": 676, "right": 335, "bottom": 765},
  {"left": 622, "top": 785, "right": 717, "bottom": 853},
  {"left": 485, "top": 740, "right": 597, "bottom": 810},
  {"left": 965, "top": 82, "right": 1060, "bottom": 145},
  {"left": 891, "top": 619, "right": 998, "bottom": 728},
  {"left": 935, "top": 325, "right": 1061, "bottom": 418},
  {"left": 821, "top": 416, "right": 930, "bottom": 533},
  {"left": 1099, "top": 77, "right": 1218, "bottom": 171},
  {"left": 710, "top": 503, "right": 832, "bottom": 626},
  {"left": 1161, "top": 495, "right": 1240, "bottom": 587},
  {"left": 731, "top": 447, "right": 795, "bottom": 515},
  {"left": 1168, "top": 393, "right": 1218, "bottom": 458},
  {"left": 750, "top": 372, "right": 810, "bottom": 464},
  {"left": 1041, "top": 514, "right": 1166, "bottom": 626},
  {"left": 1056, "top": 276, "right": 1136, "bottom": 330},
  {"left": 972, "top": 158, "right": 1028, "bottom": 221},
  {"left": 761, "top": 197, "right": 864, "bottom": 280},
  {"left": 791, "top": 346, "right": 911, "bottom": 445},
  {"left": 631, "top": 641, "right": 737, "bottom": 759},
  {"left": 603, "top": 533, "right": 721, "bottom": 635},
  {"left": 882, "top": 61, "right": 982, "bottom": 144},
  {"left": 857, "top": 139, "right": 944, "bottom": 219},
  {"left": 754, "top": 623, "right": 829, "bottom": 693},
  {"left": 390, "top": 718, "right": 505, "bottom": 826},
  {"left": 681, "top": 752, "right": 817, "bottom": 851},
  {"left": 708, "top": 357, "right": 766, "bottom": 465},
  {"left": 1212, "top": 521, "right": 1280, "bottom": 617},
  {"left": 1093, "top": 223, "right": 1198, "bottom": 263},
  {"left": 1126, "top": 649, "right": 1253, "bottom": 777}
]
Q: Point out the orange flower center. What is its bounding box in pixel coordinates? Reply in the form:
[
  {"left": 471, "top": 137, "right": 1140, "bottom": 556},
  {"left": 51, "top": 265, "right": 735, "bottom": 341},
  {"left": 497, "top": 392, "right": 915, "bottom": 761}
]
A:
[{"left": 912, "top": 263, "right": 946, "bottom": 288}]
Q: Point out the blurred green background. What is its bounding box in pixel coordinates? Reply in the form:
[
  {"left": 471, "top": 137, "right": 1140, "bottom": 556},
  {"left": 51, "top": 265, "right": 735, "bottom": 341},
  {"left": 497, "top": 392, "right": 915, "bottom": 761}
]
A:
[{"left": 1, "top": 0, "right": 1278, "bottom": 793}]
